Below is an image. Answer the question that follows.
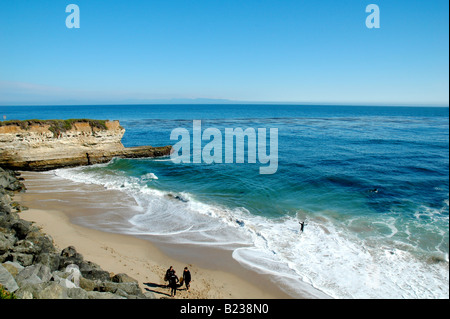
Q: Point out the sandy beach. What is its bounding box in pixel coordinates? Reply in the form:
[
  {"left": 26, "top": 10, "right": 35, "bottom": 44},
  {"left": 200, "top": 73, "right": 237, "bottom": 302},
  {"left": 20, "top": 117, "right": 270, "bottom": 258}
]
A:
[{"left": 17, "top": 171, "right": 293, "bottom": 299}]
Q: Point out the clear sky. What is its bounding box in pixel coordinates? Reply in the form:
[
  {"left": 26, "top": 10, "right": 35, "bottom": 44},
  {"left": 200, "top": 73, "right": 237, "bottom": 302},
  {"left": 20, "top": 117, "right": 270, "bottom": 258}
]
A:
[{"left": 0, "top": 0, "right": 448, "bottom": 106}]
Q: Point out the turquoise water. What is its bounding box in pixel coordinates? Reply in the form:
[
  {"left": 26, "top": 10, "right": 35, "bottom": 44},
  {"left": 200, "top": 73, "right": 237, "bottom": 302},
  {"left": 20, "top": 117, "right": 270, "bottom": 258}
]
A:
[{"left": 1, "top": 104, "right": 448, "bottom": 298}]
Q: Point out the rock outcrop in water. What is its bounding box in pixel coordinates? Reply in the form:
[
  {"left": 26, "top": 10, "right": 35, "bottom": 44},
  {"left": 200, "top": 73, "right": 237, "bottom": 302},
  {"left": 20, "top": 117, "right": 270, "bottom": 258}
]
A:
[{"left": 0, "top": 119, "right": 171, "bottom": 171}]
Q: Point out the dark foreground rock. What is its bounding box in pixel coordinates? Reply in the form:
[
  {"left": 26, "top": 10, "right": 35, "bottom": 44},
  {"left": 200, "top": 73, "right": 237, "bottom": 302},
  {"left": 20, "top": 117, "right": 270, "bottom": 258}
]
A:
[{"left": 0, "top": 167, "right": 154, "bottom": 299}]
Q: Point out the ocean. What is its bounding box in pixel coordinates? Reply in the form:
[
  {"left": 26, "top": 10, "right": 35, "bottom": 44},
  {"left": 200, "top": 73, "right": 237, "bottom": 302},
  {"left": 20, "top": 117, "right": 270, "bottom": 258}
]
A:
[{"left": 1, "top": 104, "right": 448, "bottom": 299}]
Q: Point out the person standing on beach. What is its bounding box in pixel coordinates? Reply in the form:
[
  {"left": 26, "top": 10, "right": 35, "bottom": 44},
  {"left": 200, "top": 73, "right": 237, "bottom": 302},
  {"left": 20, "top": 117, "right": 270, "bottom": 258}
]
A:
[
  {"left": 168, "top": 270, "right": 179, "bottom": 297},
  {"left": 183, "top": 267, "right": 192, "bottom": 292},
  {"left": 165, "top": 266, "right": 175, "bottom": 287}
]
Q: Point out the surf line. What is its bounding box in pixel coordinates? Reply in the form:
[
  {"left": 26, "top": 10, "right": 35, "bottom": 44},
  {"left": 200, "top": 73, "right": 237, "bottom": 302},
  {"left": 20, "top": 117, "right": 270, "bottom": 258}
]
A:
[{"left": 170, "top": 120, "right": 278, "bottom": 174}]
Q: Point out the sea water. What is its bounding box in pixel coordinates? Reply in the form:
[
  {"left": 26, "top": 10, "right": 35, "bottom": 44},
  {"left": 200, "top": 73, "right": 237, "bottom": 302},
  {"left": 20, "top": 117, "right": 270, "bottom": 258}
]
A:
[{"left": 1, "top": 104, "right": 448, "bottom": 298}]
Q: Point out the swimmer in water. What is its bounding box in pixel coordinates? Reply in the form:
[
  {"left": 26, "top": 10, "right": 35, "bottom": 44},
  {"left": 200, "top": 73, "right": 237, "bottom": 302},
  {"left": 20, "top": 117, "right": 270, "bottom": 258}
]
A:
[{"left": 299, "top": 220, "right": 308, "bottom": 233}]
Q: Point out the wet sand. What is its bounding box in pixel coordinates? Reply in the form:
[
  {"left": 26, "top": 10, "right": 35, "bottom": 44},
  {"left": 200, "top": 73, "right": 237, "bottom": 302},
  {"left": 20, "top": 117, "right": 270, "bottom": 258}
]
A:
[{"left": 17, "top": 171, "right": 295, "bottom": 299}]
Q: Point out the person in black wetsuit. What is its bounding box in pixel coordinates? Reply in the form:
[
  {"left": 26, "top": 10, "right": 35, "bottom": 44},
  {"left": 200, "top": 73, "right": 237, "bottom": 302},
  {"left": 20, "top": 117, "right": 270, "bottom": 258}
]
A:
[
  {"left": 165, "top": 266, "right": 175, "bottom": 287},
  {"left": 299, "top": 220, "right": 308, "bottom": 233},
  {"left": 168, "top": 271, "right": 179, "bottom": 297},
  {"left": 183, "top": 267, "right": 192, "bottom": 292}
]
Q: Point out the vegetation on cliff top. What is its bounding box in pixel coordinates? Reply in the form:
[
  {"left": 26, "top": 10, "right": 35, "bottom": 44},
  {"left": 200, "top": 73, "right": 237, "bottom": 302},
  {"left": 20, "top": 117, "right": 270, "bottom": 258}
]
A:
[{"left": 0, "top": 119, "right": 110, "bottom": 136}]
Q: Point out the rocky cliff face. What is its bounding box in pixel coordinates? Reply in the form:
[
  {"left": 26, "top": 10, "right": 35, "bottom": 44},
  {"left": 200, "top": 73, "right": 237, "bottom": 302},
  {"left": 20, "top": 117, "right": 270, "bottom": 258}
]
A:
[{"left": 0, "top": 120, "right": 171, "bottom": 171}]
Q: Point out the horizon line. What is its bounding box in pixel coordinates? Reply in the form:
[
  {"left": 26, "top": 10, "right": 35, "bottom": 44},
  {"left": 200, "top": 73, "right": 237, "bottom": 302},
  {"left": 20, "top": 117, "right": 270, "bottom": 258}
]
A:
[{"left": 0, "top": 99, "right": 449, "bottom": 108}]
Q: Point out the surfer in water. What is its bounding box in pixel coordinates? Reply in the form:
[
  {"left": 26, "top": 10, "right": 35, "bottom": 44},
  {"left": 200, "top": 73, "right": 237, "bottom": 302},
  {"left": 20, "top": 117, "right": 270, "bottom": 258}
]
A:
[{"left": 299, "top": 220, "right": 308, "bottom": 233}]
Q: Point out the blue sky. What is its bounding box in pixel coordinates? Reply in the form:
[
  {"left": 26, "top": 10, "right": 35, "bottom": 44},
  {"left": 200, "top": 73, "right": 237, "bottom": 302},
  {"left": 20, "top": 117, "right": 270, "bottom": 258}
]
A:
[{"left": 0, "top": 0, "right": 448, "bottom": 106}]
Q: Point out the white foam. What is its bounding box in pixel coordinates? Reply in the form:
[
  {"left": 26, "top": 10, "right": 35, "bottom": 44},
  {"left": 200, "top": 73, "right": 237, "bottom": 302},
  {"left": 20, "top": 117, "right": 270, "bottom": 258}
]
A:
[
  {"left": 50, "top": 165, "right": 449, "bottom": 299},
  {"left": 141, "top": 173, "right": 158, "bottom": 180}
]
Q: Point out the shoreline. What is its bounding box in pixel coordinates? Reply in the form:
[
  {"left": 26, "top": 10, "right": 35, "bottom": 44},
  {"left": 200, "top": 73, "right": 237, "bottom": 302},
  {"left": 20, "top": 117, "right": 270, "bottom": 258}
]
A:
[{"left": 17, "top": 171, "right": 296, "bottom": 299}]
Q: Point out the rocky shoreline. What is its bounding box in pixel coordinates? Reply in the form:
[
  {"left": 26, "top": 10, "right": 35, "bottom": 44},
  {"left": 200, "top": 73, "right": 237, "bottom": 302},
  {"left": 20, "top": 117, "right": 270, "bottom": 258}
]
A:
[{"left": 0, "top": 167, "right": 155, "bottom": 299}]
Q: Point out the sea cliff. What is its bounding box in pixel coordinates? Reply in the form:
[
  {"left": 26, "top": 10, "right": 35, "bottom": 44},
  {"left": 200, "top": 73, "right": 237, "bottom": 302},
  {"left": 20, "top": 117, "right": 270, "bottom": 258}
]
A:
[{"left": 0, "top": 119, "right": 171, "bottom": 171}]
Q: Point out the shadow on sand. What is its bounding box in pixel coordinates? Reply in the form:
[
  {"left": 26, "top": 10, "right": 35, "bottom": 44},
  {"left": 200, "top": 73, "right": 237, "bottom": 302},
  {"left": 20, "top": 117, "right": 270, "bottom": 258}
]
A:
[
  {"left": 144, "top": 282, "right": 172, "bottom": 297},
  {"left": 144, "top": 282, "right": 188, "bottom": 298}
]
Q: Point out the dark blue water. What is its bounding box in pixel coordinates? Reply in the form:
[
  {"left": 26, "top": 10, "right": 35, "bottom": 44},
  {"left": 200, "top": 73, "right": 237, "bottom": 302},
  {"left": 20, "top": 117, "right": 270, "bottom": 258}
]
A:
[{"left": 1, "top": 104, "right": 448, "bottom": 298}]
